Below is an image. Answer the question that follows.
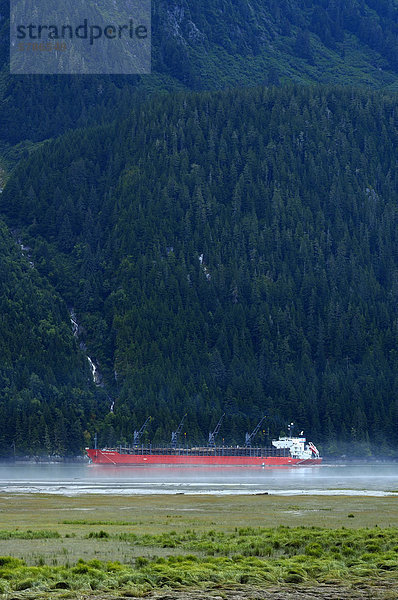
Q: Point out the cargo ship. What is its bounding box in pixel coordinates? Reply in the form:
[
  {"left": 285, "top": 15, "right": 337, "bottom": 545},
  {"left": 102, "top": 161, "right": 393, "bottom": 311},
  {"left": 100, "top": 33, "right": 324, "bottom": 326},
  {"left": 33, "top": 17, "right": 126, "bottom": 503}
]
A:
[
  {"left": 86, "top": 438, "right": 321, "bottom": 467},
  {"left": 86, "top": 416, "right": 321, "bottom": 467}
]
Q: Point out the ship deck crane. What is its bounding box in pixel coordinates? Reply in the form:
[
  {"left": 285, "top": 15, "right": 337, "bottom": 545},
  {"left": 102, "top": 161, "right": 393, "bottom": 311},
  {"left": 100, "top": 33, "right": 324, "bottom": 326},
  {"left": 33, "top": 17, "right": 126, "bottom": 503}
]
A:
[
  {"left": 171, "top": 414, "right": 187, "bottom": 448},
  {"left": 208, "top": 413, "right": 225, "bottom": 447},
  {"left": 245, "top": 416, "right": 267, "bottom": 447},
  {"left": 133, "top": 417, "right": 151, "bottom": 446}
]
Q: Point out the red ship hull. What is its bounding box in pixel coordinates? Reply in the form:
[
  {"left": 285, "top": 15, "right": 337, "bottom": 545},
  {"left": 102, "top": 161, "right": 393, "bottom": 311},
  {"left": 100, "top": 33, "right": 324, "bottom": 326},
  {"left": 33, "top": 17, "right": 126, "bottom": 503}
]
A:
[{"left": 86, "top": 449, "right": 322, "bottom": 467}]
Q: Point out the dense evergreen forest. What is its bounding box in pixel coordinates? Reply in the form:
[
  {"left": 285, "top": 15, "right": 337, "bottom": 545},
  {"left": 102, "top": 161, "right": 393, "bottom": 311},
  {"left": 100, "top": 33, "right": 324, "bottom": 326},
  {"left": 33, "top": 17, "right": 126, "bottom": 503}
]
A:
[
  {"left": 0, "top": 221, "right": 109, "bottom": 456},
  {"left": 1, "top": 0, "right": 398, "bottom": 149},
  {"left": 1, "top": 85, "right": 398, "bottom": 457},
  {"left": 1, "top": 1, "right": 398, "bottom": 456}
]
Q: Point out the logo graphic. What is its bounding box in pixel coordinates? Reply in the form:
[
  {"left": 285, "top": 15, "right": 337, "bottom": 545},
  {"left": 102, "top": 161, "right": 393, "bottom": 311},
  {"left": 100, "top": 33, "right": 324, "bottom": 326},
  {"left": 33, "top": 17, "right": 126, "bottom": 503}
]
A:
[{"left": 10, "top": 0, "right": 151, "bottom": 74}]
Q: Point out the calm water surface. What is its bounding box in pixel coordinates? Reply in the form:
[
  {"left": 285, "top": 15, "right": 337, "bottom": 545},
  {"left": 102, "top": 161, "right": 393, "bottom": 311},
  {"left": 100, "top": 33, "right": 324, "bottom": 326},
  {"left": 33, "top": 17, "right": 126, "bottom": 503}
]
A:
[{"left": 0, "top": 463, "right": 397, "bottom": 496}]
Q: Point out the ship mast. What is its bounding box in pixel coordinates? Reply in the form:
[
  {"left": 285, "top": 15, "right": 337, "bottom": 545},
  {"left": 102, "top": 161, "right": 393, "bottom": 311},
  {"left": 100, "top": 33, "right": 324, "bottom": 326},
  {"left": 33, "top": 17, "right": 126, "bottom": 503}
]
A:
[
  {"left": 245, "top": 415, "right": 266, "bottom": 447},
  {"left": 133, "top": 417, "right": 151, "bottom": 446},
  {"left": 208, "top": 413, "right": 225, "bottom": 447},
  {"left": 171, "top": 414, "right": 187, "bottom": 448}
]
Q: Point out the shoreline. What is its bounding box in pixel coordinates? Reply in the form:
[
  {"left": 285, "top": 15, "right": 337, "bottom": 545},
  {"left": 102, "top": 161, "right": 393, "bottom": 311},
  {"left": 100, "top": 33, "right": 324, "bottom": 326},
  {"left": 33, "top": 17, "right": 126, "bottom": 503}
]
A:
[
  {"left": 1, "top": 461, "right": 398, "bottom": 497},
  {"left": 0, "top": 488, "right": 397, "bottom": 497}
]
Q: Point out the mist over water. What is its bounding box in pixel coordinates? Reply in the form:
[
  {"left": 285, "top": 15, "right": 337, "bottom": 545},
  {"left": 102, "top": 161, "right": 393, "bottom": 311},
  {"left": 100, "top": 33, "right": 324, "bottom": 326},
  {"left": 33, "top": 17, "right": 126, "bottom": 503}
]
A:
[{"left": 0, "top": 463, "right": 397, "bottom": 496}]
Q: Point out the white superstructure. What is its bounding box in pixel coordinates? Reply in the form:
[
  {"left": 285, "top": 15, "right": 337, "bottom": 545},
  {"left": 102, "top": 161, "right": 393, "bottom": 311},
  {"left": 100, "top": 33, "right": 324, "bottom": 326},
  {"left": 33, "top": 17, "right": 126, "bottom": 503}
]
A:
[{"left": 272, "top": 436, "right": 320, "bottom": 460}]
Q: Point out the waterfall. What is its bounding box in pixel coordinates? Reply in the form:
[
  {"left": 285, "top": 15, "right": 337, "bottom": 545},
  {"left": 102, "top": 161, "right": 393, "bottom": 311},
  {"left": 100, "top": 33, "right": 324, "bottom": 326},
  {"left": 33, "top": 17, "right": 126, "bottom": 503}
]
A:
[
  {"left": 198, "top": 253, "right": 211, "bottom": 280},
  {"left": 18, "top": 238, "right": 34, "bottom": 268},
  {"left": 87, "top": 356, "right": 101, "bottom": 385},
  {"left": 69, "top": 308, "right": 103, "bottom": 386},
  {"left": 70, "top": 309, "right": 79, "bottom": 337},
  {"left": 69, "top": 308, "right": 114, "bottom": 412}
]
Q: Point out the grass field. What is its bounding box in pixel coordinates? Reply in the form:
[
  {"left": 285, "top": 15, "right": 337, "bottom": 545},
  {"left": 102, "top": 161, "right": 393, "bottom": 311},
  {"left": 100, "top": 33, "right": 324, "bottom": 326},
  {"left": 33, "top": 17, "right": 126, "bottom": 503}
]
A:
[{"left": 0, "top": 494, "right": 397, "bottom": 597}]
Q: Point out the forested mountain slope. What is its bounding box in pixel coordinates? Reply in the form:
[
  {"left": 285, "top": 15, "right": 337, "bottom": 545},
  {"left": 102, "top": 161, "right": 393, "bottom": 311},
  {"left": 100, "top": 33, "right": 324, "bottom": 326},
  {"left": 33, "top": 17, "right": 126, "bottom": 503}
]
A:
[
  {"left": 0, "top": 221, "right": 108, "bottom": 456},
  {"left": 2, "top": 85, "right": 398, "bottom": 456},
  {"left": 1, "top": 0, "right": 398, "bottom": 149}
]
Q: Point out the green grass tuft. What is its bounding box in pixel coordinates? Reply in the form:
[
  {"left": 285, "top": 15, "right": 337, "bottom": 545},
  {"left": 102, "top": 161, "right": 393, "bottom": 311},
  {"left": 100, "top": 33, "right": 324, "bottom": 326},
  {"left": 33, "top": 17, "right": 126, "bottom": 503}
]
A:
[{"left": 0, "top": 530, "right": 61, "bottom": 540}]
